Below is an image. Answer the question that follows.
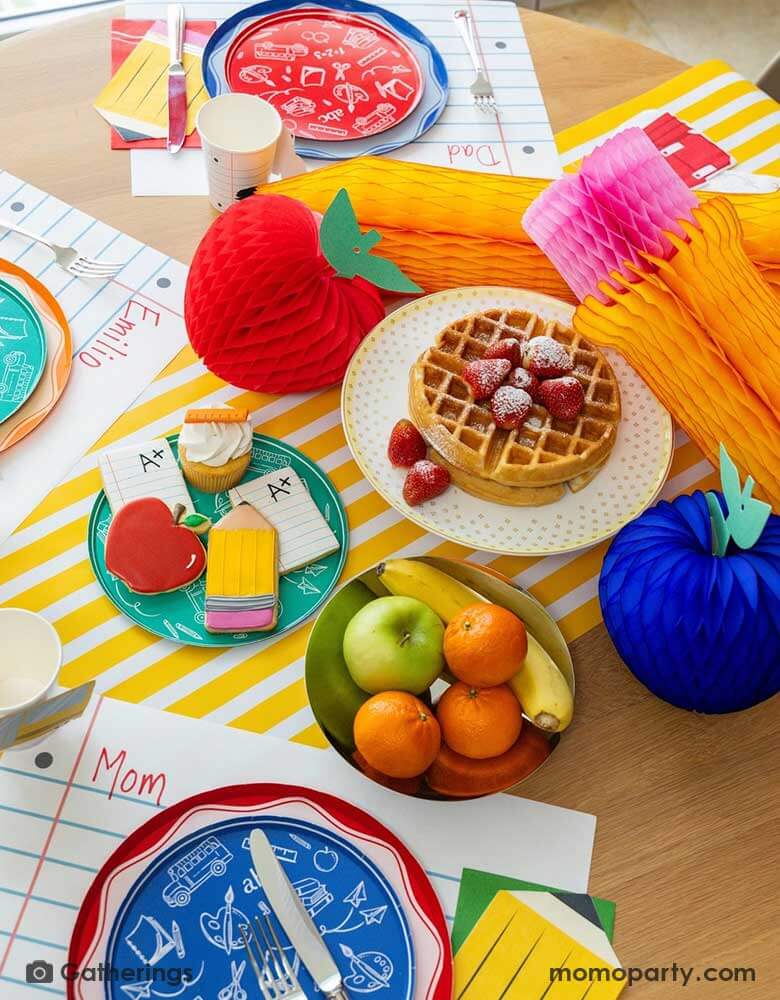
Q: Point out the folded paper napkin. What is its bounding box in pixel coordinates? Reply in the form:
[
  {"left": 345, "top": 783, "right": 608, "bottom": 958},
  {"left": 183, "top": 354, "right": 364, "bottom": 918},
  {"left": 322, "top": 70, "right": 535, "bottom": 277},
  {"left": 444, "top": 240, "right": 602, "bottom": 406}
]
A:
[
  {"left": 455, "top": 889, "right": 626, "bottom": 998},
  {"left": 96, "top": 19, "right": 213, "bottom": 146}
]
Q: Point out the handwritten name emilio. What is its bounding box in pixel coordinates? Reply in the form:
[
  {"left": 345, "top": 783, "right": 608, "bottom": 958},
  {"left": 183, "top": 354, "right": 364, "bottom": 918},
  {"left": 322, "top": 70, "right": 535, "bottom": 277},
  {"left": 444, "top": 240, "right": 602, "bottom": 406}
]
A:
[
  {"left": 78, "top": 299, "right": 161, "bottom": 370},
  {"left": 91, "top": 746, "right": 167, "bottom": 806}
]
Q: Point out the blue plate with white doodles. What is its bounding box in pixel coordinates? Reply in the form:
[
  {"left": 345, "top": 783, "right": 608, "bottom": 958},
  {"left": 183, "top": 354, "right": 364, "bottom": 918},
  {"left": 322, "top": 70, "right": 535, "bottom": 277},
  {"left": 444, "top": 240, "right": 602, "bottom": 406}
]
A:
[{"left": 66, "top": 784, "right": 454, "bottom": 1000}]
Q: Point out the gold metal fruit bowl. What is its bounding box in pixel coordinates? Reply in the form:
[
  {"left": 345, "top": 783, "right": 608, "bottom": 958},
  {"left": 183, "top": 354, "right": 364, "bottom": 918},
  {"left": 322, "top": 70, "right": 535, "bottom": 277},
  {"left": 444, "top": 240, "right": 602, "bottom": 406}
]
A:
[{"left": 304, "top": 556, "right": 575, "bottom": 801}]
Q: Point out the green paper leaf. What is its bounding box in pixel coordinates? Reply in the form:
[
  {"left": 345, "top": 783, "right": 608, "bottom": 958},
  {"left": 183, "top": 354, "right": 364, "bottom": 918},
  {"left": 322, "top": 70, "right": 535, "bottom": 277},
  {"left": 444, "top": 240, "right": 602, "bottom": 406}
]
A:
[
  {"left": 706, "top": 492, "right": 729, "bottom": 557},
  {"left": 710, "top": 443, "right": 771, "bottom": 553},
  {"left": 319, "top": 188, "right": 423, "bottom": 294}
]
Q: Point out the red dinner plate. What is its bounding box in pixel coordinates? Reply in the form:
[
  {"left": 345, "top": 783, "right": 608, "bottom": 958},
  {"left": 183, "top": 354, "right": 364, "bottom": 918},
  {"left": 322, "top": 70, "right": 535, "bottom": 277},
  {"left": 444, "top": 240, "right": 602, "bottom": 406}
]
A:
[
  {"left": 68, "top": 783, "right": 453, "bottom": 1000},
  {"left": 225, "top": 6, "right": 424, "bottom": 141}
]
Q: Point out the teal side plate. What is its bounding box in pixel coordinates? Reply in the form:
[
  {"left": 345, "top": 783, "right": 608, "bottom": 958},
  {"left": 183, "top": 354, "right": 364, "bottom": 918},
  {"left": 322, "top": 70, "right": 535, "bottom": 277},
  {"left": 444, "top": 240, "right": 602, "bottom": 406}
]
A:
[
  {"left": 88, "top": 433, "right": 348, "bottom": 647},
  {"left": 0, "top": 278, "right": 48, "bottom": 424}
]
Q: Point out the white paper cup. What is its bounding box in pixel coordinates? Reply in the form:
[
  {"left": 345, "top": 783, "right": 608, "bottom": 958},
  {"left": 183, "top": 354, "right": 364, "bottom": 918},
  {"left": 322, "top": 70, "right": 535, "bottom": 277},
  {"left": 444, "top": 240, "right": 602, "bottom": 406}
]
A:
[
  {"left": 0, "top": 608, "right": 62, "bottom": 718},
  {"left": 197, "top": 94, "right": 287, "bottom": 212}
]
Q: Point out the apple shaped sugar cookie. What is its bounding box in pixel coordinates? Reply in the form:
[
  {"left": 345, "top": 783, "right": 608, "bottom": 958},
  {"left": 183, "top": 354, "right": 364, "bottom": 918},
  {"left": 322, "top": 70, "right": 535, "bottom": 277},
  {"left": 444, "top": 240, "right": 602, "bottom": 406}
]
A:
[{"left": 105, "top": 498, "right": 207, "bottom": 595}]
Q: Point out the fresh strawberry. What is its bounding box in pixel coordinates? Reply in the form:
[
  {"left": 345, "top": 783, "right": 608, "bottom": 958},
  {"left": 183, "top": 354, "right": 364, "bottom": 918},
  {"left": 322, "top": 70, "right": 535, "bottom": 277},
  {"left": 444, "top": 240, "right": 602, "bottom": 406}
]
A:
[
  {"left": 538, "top": 376, "right": 585, "bottom": 421},
  {"left": 403, "top": 460, "right": 451, "bottom": 506},
  {"left": 462, "top": 358, "right": 511, "bottom": 400},
  {"left": 508, "top": 366, "right": 541, "bottom": 400},
  {"left": 484, "top": 337, "right": 525, "bottom": 366},
  {"left": 387, "top": 418, "right": 427, "bottom": 467},
  {"left": 490, "top": 386, "right": 533, "bottom": 429},
  {"left": 525, "top": 336, "right": 574, "bottom": 378}
]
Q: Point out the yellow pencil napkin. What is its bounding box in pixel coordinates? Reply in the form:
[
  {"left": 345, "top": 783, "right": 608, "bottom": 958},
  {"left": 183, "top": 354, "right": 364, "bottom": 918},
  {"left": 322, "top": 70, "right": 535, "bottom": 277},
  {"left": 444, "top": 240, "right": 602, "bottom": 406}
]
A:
[
  {"left": 94, "top": 19, "right": 210, "bottom": 140},
  {"left": 455, "top": 890, "right": 626, "bottom": 999}
]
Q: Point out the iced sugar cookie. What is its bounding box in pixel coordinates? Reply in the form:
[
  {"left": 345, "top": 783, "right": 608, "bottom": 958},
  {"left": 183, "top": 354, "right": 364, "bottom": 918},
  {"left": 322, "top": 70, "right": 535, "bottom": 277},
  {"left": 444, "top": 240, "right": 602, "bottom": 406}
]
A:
[
  {"left": 205, "top": 502, "right": 278, "bottom": 634},
  {"left": 105, "top": 498, "right": 207, "bottom": 595}
]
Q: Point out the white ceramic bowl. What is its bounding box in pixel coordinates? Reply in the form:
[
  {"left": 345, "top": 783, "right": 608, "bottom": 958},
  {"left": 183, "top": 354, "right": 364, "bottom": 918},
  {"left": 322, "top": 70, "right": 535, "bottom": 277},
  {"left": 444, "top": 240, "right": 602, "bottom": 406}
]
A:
[{"left": 0, "top": 608, "right": 62, "bottom": 717}]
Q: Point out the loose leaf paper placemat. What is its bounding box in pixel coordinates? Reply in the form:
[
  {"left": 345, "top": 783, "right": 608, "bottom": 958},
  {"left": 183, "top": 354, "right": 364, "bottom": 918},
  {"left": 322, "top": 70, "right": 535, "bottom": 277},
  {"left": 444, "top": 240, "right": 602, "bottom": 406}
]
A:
[
  {"left": 0, "top": 695, "right": 596, "bottom": 997},
  {"left": 2, "top": 62, "right": 778, "bottom": 752},
  {"left": 451, "top": 867, "right": 616, "bottom": 954},
  {"left": 125, "top": 0, "right": 563, "bottom": 195},
  {"left": 0, "top": 170, "right": 189, "bottom": 544}
]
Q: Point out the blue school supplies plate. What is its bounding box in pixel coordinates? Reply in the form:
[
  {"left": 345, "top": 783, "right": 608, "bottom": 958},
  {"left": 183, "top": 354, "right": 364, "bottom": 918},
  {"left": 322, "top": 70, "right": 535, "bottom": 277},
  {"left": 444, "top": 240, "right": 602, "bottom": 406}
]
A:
[{"left": 67, "top": 784, "right": 453, "bottom": 1000}]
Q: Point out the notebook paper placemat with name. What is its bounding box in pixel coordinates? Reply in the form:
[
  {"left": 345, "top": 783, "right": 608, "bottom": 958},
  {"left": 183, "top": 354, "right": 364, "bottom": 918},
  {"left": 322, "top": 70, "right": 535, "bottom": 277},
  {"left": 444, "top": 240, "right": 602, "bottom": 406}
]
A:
[
  {"left": 0, "top": 695, "right": 596, "bottom": 997},
  {"left": 125, "top": 0, "right": 562, "bottom": 196},
  {"left": 0, "top": 170, "right": 189, "bottom": 545}
]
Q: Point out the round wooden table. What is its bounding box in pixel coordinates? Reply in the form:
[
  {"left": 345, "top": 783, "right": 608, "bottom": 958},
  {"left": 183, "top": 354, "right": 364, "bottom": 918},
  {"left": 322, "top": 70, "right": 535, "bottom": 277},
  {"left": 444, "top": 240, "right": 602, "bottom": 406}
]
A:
[{"left": 1, "top": 10, "right": 777, "bottom": 998}]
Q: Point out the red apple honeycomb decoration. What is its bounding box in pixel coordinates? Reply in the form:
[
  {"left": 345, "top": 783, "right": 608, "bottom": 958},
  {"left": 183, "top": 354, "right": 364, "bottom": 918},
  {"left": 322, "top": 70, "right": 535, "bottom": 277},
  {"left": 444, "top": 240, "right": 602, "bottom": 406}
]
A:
[{"left": 185, "top": 189, "right": 421, "bottom": 395}]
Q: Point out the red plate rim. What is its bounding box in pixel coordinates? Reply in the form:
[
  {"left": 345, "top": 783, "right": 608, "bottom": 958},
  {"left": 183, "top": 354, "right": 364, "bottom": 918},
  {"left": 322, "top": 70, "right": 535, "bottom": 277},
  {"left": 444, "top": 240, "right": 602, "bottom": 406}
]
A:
[
  {"left": 223, "top": 5, "right": 424, "bottom": 141},
  {"left": 67, "top": 782, "right": 454, "bottom": 1000}
]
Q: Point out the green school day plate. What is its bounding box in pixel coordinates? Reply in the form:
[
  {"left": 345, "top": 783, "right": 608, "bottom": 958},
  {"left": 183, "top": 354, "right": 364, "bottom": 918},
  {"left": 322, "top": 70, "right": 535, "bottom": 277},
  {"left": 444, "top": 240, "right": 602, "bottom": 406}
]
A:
[
  {"left": 0, "top": 278, "right": 47, "bottom": 424},
  {"left": 88, "top": 433, "right": 348, "bottom": 647}
]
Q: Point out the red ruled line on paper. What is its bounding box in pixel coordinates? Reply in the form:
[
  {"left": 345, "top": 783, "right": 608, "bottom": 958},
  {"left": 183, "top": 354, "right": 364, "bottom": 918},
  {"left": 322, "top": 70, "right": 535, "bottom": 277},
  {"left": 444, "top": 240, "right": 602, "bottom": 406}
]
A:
[{"left": 0, "top": 696, "right": 105, "bottom": 977}]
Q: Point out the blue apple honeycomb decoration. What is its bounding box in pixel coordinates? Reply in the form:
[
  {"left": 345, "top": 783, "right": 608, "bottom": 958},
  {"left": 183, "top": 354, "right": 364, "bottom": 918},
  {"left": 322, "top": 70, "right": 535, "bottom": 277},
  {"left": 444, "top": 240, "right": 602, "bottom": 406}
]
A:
[{"left": 599, "top": 445, "right": 780, "bottom": 713}]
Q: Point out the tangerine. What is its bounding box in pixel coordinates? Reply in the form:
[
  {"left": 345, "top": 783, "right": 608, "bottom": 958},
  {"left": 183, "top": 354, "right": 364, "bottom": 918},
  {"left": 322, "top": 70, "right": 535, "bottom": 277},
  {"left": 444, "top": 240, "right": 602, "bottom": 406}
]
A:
[
  {"left": 426, "top": 725, "right": 551, "bottom": 799},
  {"left": 443, "top": 603, "right": 527, "bottom": 686},
  {"left": 437, "top": 682, "right": 523, "bottom": 759},
  {"left": 353, "top": 691, "right": 441, "bottom": 779}
]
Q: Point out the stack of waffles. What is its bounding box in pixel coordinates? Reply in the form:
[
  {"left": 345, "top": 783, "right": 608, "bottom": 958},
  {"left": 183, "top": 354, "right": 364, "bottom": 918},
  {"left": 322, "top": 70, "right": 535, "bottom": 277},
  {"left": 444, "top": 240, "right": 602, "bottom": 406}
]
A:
[{"left": 409, "top": 309, "right": 622, "bottom": 506}]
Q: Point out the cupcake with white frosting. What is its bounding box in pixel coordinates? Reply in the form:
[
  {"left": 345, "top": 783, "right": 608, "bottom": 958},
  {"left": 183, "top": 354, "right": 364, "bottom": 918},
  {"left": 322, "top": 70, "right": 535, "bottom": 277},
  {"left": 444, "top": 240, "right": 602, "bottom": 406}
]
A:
[{"left": 179, "top": 406, "right": 253, "bottom": 493}]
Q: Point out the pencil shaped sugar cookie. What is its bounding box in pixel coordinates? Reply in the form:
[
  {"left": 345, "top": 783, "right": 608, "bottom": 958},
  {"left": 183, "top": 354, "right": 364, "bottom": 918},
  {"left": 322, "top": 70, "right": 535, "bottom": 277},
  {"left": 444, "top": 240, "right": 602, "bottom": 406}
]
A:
[{"left": 205, "top": 503, "right": 278, "bottom": 633}]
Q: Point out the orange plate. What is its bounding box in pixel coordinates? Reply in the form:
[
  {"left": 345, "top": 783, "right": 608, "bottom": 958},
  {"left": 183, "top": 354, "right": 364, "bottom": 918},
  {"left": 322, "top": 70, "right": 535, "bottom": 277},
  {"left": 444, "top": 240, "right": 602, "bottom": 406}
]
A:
[{"left": 0, "top": 259, "right": 72, "bottom": 453}]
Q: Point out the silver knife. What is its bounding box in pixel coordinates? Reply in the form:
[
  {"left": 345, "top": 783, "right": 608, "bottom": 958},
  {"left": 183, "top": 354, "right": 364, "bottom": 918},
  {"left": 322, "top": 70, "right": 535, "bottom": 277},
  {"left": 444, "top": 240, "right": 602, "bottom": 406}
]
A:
[
  {"left": 250, "top": 829, "right": 349, "bottom": 999},
  {"left": 166, "top": 4, "right": 186, "bottom": 154}
]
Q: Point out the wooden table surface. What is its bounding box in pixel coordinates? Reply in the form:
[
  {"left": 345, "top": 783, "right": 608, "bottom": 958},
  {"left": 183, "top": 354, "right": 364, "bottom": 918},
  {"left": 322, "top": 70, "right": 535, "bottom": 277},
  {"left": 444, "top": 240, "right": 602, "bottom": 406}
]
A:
[{"left": 1, "top": 9, "right": 778, "bottom": 998}]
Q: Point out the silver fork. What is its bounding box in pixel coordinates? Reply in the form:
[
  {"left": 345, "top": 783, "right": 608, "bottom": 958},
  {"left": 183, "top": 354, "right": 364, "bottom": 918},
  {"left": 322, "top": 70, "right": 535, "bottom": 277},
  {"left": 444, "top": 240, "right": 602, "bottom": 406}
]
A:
[
  {"left": 453, "top": 9, "right": 497, "bottom": 114},
  {"left": 240, "top": 913, "right": 306, "bottom": 1000},
  {"left": 0, "top": 218, "right": 125, "bottom": 279}
]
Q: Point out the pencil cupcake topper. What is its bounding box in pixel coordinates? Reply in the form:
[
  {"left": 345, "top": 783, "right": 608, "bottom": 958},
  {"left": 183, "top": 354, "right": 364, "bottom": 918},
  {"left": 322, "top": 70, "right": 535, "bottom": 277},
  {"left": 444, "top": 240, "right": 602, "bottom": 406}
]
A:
[{"left": 205, "top": 502, "right": 278, "bottom": 634}]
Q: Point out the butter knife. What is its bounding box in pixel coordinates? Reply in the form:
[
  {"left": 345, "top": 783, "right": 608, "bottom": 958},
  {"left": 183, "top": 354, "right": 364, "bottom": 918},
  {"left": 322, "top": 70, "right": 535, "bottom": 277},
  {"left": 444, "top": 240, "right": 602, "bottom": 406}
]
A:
[
  {"left": 166, "top": 4, "right": 186, "bottom": 154},
  {"left": 250, "top": 829, "right": 349, "bottom": 999}
]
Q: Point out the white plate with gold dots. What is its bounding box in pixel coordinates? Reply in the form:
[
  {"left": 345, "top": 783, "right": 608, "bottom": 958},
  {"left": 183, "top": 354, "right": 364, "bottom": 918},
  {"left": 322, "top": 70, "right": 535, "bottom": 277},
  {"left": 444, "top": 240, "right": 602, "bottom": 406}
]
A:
[{"left": 341, "top": 286, "right": 674, "bottom": 556}]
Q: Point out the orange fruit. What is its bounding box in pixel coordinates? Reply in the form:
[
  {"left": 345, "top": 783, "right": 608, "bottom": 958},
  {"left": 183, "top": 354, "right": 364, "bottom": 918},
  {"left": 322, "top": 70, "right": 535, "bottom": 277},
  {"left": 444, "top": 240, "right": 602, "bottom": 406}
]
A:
[
  {"left": 426, "top": 726, "right": 551, "bottom": 799},
  {"left": 353, "top": 691, "right": 441, "bottom": 779},
  {"left": 443, "top": 603, "right": 527, "bottom": 686},
  {"left": 437, "top": 682, "right": 523, "bottom": 759}
]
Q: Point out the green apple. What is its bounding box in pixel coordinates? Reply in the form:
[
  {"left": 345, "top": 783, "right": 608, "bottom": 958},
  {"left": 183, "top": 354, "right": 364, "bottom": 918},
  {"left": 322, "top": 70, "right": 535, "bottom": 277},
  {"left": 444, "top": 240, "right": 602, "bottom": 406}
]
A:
[
  {"left": 343, "top": 596, "right": 445, "bottom": 694},
  {"left": 305, "top": 580, "right": 375, "bottom": 751}
]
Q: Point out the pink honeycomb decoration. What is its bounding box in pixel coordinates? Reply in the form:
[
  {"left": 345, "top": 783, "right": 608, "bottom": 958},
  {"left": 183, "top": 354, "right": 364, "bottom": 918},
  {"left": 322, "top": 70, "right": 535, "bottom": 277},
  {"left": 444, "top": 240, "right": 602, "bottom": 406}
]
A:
[{"left": 523, "top": 128, "right": 698, "bottom": 303}]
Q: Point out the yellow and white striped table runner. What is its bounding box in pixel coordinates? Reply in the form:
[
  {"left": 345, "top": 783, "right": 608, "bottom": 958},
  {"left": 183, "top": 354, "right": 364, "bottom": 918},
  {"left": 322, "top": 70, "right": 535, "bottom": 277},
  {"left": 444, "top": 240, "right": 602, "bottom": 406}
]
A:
[{"left": 1, "top": 61, "right": 777, "bottom": 746}]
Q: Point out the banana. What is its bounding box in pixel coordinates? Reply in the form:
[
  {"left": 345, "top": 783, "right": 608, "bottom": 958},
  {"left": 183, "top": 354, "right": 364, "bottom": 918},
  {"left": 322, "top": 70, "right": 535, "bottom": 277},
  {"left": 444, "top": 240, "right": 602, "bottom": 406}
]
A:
[
  {"left": 376, "top": 559, "right": 483, "bottom": 623},
  {"left": 509, "top": 634, "right": 574, "bottom": 733},
  {"left": 378, "top": 558, "right": 574, "bottom": 733}
]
